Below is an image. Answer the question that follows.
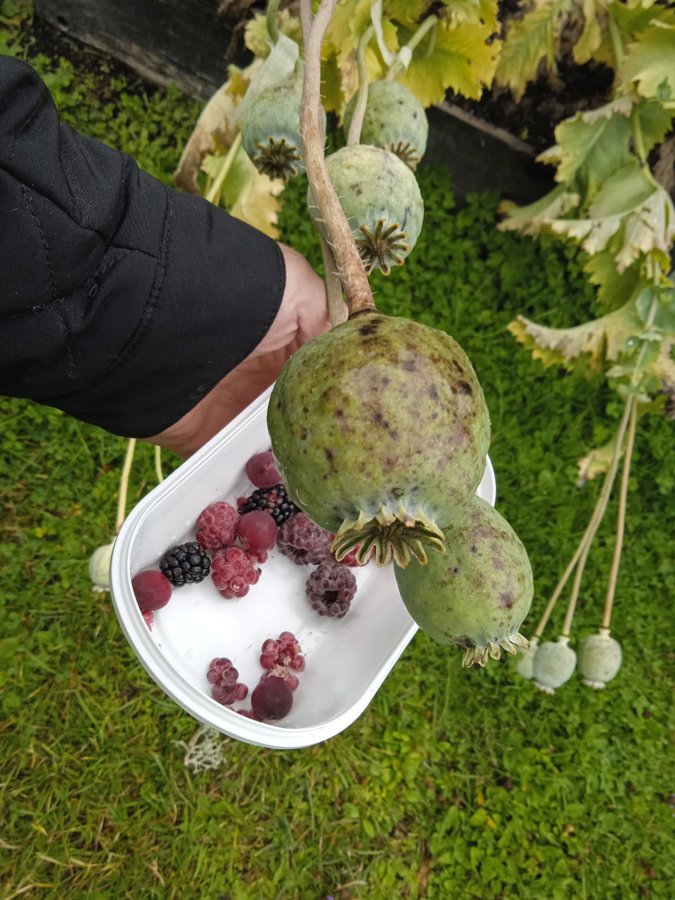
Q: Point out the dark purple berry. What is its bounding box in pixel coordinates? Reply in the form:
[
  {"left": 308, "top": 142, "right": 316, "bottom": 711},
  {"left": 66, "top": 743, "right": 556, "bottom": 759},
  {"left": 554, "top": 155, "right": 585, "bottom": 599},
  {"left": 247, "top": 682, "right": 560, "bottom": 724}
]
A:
[
  {"left": 306, "top": 563, "right": 357, "bottom": 618},
  {"left": 159, "top": 542, "right": 210, "bottom": 587}
]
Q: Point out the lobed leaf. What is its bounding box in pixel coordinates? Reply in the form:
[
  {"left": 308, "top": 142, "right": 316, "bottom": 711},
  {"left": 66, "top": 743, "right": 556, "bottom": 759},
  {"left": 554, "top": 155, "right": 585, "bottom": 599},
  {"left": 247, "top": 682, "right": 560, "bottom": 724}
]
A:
[
  {"left": 507, "top": 301, "right": 644, "bottom": 375},
  {"left": 493, "top": 0, "right": 573, "bottom": 100},
  {"left": 617, "top": 21, "right": 675, "bottom": 99}
]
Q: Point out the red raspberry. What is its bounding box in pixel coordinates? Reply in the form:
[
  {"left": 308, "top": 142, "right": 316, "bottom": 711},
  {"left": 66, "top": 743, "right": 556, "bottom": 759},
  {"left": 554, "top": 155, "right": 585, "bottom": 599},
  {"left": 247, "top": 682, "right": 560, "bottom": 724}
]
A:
[
  {"left": 277, "top": 513, "right": 333, "bottom": 565},
  {"left": 207, "top": 657, "right": 249, "bottom": 706},
  {"left": 260, "top": 632, "right": 305, "bottom": 679},
  {"left": 211, "top": 546, "right": 260, "bottom": 598},
  {"left": 196, "top": 501, "right": 240, "bottom": 550}
]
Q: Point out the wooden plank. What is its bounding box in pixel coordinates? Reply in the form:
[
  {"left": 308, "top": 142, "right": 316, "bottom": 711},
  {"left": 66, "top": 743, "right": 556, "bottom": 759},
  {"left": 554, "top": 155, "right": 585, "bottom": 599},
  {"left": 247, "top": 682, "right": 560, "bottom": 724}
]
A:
[{"left": 34, "top": 0, "right": 244, "bottom": 98}]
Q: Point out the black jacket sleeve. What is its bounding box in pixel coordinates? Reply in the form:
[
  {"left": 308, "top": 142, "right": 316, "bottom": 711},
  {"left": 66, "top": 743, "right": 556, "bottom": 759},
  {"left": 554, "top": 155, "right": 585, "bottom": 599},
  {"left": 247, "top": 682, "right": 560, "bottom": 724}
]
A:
[{"left": 0, "top": 55, "right": 285, "bottom": 437}]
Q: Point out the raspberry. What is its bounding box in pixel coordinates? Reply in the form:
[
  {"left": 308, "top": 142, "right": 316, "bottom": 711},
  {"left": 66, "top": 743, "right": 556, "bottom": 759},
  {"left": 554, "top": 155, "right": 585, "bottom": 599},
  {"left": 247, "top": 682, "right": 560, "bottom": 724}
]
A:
[
  {"left": 211, "top": 546, "right": 260, "bottom": 598},
  {"left": 238, "top": 484, "right": 299, "bottom": 526},
  {"left": 260, "top": 632, "right": 305, "bottom": 672},
  {"left": 306, "top": 563, "right": 357, "bottom": 618},
  {"left": 207, "top": 657, "right": 249, "bottom": 706},
  {"left": 277, "top": 513, "right": 333, "bottom": 565},
  {"left": 159, "top": 542, "right": 210, "bottom": 587},
  {"left": 196, "top": 501, "right": 240, "bottom": 550}
]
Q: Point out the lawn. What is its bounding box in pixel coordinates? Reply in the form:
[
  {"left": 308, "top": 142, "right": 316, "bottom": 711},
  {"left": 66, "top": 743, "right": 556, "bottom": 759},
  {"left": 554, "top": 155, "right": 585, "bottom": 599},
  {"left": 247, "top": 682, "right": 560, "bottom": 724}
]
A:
[{"left": 1, "top": 5, "right": 673, "bottom": 898}]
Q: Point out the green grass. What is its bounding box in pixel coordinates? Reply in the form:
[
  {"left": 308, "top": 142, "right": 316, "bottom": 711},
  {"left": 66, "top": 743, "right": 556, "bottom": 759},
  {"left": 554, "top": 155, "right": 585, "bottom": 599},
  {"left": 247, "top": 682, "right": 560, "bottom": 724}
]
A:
[{"left": 1, "top": 5, "right": 673, "bottom": 898}]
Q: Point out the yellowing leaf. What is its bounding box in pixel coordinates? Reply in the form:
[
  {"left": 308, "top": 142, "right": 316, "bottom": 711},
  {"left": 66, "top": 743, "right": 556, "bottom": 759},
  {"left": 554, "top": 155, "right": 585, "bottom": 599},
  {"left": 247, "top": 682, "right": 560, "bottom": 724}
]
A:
[
  {"left": 173, "top": 60, "right": 263, "bottom": 193},
  {"left": 618, "top": 21, "right": 675, "bottom": 99},
  {"left": 573, "top": 0, "right": 603, "bottom": 64},
  {"left": 537, "top": 104, "right": 633, "bottom": 201},
  {"left": 494, "top": 0, "right": 572, "bottom": 100},
  {"left": 203, "top": 147, "right": 284, "bottom": 239},
  {"left": 244, "top": 10, "right": 303, "bottom": 58},
  {"left": 633, "top": 97, "right": 675, "bottom": 157},
  {"left": 498, "top": 185, "right": 580, "bottom": 237},
  {"left": 399, "top": 17, "right": 500, "bottom": 104},
  {"left": 507, "top": 301, "right": 644, "bottom": 375},
  {"left": 577, "top": 438, "right": 617, "bottom": 484}
]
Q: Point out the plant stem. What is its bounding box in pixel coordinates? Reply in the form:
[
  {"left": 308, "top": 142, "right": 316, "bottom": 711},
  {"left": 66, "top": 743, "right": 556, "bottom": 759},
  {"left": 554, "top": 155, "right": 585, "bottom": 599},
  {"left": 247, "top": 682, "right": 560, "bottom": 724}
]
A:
[
  {"left": 387, "top": 15, "right": 437, "bottom": 79},
  {"left": 204, "top": 132, "right": 242, "bottom": 206},
  {"left": 300, "top": 0, "right": 376, "bottom": 317},
  {"left": 115, "top": 438, "right": 137, "bottom": 533},
  {"left": 154, "top": 444, "right": 164, "bottom": 484},
  {"left": 347, "top": 24, "right": 374, "bottom": 146},
  {"left": 266, "top": 0, "right": 280, "bottom": 44},
  {"left": 602, "top": 396, "right": 637, "bottom": 629},
  {"left": 320, "top": 235, "right": 348, "bottom": 325},
  {"left": 533, "top": 396, "right": 632, "bottom": 639}
]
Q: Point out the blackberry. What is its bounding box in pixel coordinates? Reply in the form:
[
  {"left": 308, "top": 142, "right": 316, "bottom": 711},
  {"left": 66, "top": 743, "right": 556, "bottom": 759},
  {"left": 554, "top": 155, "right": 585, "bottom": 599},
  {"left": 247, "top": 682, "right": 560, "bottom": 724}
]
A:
[
  {"left": 238, "top": 484, "right": 299, "bottom": 526},
  {"left": 305, "top": 563, "right": 357, "bottom": 618},
  {"left": 159, "top": 541, "right": 210, "bottom": 587}
]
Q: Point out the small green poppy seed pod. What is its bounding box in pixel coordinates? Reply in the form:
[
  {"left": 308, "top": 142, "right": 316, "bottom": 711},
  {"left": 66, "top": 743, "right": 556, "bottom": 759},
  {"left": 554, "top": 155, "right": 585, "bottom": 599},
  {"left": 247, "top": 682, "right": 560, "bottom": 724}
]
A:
[
  {"left": 578, "top": 628, "right": 622, "bottom": 689},
  {"left": 516, "top": 635, "right": 540, "bottom": 680},
  {"left": 532, "top": 636, "right": 577, "bottom": 694},
  {"left": 88, "top": 541, "right": 114, "bottom": 592}
]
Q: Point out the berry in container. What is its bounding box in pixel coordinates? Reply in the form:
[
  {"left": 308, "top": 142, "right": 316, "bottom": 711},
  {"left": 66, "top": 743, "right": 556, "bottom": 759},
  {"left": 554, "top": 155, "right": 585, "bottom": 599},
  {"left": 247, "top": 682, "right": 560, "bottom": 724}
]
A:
[{"left": 110, "top": 387, "right": 496, "bottom": 749}]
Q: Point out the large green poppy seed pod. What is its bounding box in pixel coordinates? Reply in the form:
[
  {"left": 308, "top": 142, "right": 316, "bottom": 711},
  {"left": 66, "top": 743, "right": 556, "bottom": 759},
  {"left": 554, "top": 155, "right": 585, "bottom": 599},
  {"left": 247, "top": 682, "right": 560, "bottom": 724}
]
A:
[
  {"left": 394, "top": 495, "right": 533, "bottom": 667},
  {"left": 268, "top": 313, "right": 491, "bottom": 568}
]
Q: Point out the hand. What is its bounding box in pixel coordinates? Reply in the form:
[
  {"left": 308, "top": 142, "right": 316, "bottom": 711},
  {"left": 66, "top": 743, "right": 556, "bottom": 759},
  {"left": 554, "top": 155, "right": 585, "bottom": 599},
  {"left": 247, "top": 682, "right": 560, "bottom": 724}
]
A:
[{"left": 148, "top": 243, "right": 331, "bottom": 458}]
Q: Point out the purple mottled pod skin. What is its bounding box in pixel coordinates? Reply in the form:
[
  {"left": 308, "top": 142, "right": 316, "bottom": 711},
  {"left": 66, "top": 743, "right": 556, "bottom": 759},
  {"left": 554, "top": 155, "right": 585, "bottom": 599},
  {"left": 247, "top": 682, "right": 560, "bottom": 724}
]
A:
[
  {"left": 394, "top": 495, "right": 533, "bottom": 667},
  {"left": 267, "top": 313, "right": 491, "bottom": 568}
]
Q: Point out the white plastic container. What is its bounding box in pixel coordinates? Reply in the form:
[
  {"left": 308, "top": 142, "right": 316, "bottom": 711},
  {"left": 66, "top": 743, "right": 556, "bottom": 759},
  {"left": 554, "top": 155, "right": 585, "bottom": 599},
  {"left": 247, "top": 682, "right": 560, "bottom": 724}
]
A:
[{"left": 110, "top": 387, "right": 496, "bottom": 749}]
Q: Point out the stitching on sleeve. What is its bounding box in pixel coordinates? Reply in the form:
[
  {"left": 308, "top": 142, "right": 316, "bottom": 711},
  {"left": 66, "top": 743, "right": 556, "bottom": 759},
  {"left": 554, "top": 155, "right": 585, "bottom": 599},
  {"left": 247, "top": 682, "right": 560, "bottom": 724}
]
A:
[
  {"left": 7, "top": 89, "right": 49, "bottom": 166},
  {"left": 22, "top": 185, "right": 57, "bottom": 301},
  {"left": 21, "top": 184, "right": 78, "bottom": 379}
]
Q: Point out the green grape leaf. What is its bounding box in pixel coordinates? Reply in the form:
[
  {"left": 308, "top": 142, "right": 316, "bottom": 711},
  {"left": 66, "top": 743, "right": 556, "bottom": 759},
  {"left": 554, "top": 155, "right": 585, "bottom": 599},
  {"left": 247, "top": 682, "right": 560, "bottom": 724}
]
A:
[
  {"left": 399, "top": 16, "right": 499, "bottom": 103},
  {"left": 493, "top": 0, "right": 573, "bottom": 100},
  {"left": 537, "top": 102, "right": 634, "bottom": 201},
  {"left": 618, "top": 21, "right": 675, "bottom": 99},
  {"left": 507, "top": 300, "right": 644, "bottom": 375}
]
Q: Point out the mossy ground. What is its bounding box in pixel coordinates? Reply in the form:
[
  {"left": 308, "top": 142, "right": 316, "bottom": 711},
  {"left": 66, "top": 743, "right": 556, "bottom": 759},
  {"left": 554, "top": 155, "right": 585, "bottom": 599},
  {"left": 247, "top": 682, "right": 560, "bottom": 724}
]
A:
[{"left": 1, "top": 4, "right": 673, "bottom": 898}]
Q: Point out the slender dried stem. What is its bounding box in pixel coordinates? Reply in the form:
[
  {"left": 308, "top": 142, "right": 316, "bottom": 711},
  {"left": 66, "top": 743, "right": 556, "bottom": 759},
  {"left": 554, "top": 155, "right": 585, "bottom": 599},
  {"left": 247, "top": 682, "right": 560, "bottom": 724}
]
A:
[
  {"left": 115, "top": 438, "right": 137, "bottom": 533},
  {"left": 347, "top": 25, "right": 374, "bottom": 146},
  {"left": 602, "top": 396, "right": 638, "bottom": 629},
  {"left": 300, "top": 0, "right": 376, "bottom": 317}
]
